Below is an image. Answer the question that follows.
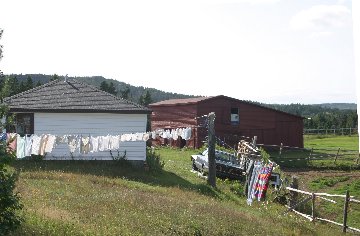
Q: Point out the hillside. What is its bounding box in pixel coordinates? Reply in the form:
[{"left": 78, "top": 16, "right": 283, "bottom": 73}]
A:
[{"left": 317, "top": 103, "right": 357, "bottom": 110}]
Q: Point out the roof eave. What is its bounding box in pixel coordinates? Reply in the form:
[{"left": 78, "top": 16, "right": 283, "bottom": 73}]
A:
[{"left": 8, "top": 108, "right": 152, "bottom": 114}]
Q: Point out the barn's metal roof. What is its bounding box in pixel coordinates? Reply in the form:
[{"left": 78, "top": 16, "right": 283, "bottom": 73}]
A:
[{"left": 150, "top": 95, "right": 304, "bottom": 119}]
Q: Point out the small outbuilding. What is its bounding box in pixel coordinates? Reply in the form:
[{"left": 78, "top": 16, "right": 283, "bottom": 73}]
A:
[
  {"left": 3, "top": 79, "right": 151, "bottom": 161},
  {"left": 149, "top": 95, "right": 304, "bottom": 149}
]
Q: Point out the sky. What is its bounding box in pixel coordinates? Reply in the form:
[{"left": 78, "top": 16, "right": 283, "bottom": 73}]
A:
[{"left": 0, "top": 0, "right": 357, "bottom": 104}]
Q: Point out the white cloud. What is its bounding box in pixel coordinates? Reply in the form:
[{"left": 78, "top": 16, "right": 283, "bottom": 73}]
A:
[{"left": 290, "top": 5, "right": 351, "bottom": 31}]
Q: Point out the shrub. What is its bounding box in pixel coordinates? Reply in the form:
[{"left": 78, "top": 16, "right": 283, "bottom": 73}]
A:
[
  {"left": 0, "top": 135, "right": 23, "bottom": 235},
  {"left": 146, "top": 147, "right": 164, "bottom": 172},
  {"left": 0, "top": 168, "right": 23, "bottom": 235}
]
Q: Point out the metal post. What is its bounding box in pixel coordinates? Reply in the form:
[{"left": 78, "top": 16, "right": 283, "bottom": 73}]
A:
[
  {"left": 343, "top": 190, "right": 350, "bottom": 233},
  {"left": 334, "top": 148, "right": 340, "bottom": 163},
  {"left": 312, "top": 193, "right": 316, "bottom": 222}
]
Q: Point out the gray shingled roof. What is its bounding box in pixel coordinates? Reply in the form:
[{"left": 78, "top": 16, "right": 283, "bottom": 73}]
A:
[{"left": 3, "top": 79, "right": 151, "bottom": 114}]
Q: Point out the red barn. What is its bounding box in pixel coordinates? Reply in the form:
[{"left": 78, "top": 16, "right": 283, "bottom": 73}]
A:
[{"left": 149, "top": 95, "right": 304, "bottom": 148}]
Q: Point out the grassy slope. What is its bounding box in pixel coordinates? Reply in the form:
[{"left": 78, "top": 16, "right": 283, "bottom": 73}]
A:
[
  {"left": 10, "top": 148, "right": 341, "bottom": 236},
  {"left": 304, "top": 135, "right": 358, "bottom": 150}
]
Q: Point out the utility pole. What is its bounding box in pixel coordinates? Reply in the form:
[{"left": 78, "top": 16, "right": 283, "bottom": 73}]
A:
[{"left": 207, "top": 112, "right": 216, "bottom": 187}]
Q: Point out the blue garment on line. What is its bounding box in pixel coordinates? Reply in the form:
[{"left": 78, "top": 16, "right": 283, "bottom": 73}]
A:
[{"left": 0, "top": 132, "right": 6, "bottom": 141}]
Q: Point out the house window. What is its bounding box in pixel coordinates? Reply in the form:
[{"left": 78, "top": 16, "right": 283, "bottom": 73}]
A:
[
  {"left": 230, "top": 108, "right": 239, "bottom": 125},
  {"left": 7, "top": 113, "right": 34, "bottom": 135}
]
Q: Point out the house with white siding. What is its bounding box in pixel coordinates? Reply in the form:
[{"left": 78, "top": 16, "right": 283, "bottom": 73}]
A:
[{"left": 3, "top": 78, "right": 151, "bottom": 161}]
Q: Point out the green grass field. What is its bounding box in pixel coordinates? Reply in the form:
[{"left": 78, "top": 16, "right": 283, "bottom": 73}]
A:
[
  {"left": 8, "top": 147, "right": 345, "bottom": 235},
  {"left": 268, "top": 135, "right": 359, "bottom": 169}
]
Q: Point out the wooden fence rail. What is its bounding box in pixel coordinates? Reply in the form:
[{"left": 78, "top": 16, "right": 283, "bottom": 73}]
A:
[
  {"left": 285, "top": 187, "right": 360, "bottom": 233},
  {"left": 304, "top": 128, "right": 358, "bottom": 136},
  {"left": 257, "top": 144, "right": 360, "bottom": 165}
]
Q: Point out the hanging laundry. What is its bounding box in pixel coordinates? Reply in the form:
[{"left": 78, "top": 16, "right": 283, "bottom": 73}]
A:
[
  {"left": 90, "top": 136, "right": 99, "bottom": 153},
  {"left": 247, "top": 162, "right": 262, "bottom": 206},
  {"left": 254, "top": 163, "right": 273, "bottom": 201},
  {"left": 171, "top": 129, "right": 178, "bottom": 140},
  {"left": 99, "top": 135, "right": 110, "bottom": 151},
  {"left": 31, "top": 135, "right": 42, "bottom": 155},
  {"left": 81, "top": 136, "right": 91, "bottom": 154},
  {"left": 0, "top": 132, "right": 6, "bottom": 141},
  {"left": 16, "top": 135, "right": 26, "bottom": 159},
  {"left": 67, "top": 135, "right": 78, "bottom": 153},
  {"left": 7, "top": 133, "right": 17, "bottom": 153},
  {"left": 39, "top": 134, "right": 49, "bottom": 156},
  {"left": 45, "top": 135, "right": 57, "bottom": 153},
  {"left": 182, "top": 127, "right": 192, "bottom": 140},
  {"left": 109, "top": 135, "right": 120, "bottom": 150},
  {"left": 25, "top": 135, "right": 33, "bottom": 157},
  {"left": 142, "top": 133, "right": 150, "bottom": 141}
]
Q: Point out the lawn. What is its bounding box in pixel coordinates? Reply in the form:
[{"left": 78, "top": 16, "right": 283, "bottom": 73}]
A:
[
  {"left": 9, "top": 147, "right": 344, "bottom": 236},
  {"left": 268, "top": 135, "right": 359, "bottom": 169}
]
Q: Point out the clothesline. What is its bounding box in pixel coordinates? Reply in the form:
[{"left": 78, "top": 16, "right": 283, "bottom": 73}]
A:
[{"left": 1, "top": 127, "right": 192, "bottom": 159}]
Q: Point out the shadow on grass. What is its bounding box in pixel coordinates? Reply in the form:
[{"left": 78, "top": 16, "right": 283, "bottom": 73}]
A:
[{"left": 11, "top": 160, "right": 224, "bottom": 199}]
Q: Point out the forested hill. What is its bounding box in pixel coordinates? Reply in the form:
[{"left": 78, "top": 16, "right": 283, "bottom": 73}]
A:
[
  {"left": 263, "top": 103, "right": 357, "bottom": 130},
  {"left": 2, "top": 74, "right": 357, "bottom": 129},
  {"left": 5, "top": 74, "right": 196, "bottom": 103}
]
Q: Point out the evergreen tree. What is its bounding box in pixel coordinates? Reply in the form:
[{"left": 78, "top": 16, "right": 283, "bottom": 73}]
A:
[
  {"left": 51, "top": 74, "right": 59, "bottom": 81},
  {"left": 107, "top": 82, "right": 117, "bottom": 95},
  {"left": 120, "top": 86, "right": 130, "bottom": 100},
  {"left": 140, "top": 90, "right": 152, "bottom": 106},
  {"left": 35, "top": 80, "right": 42, "bottom": 87},
  {"left": 25, "top": 76, "right": 33, "bottom": 90},
  {"left": 19, "top": 81, "right": 27, "bottom": 93},
  {"left": 100, "top": 81, "right": 109, "bottom": 93}
]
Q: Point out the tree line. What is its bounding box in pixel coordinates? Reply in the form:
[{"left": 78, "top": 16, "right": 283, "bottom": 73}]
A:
[
  {"left": 264, "top": 103, "right": 357, "bottom": 130},
  {"left": 1, "top": 74, "right": 358, "bottom": 130}
]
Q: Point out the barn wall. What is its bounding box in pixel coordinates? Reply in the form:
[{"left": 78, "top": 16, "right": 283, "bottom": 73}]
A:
[
  {"left": 197, "top": 97, "right": 303, "bottom": 148},
  {"left": 150, "top": 104, "right": 198, "bottom": 148},
  {"left": 150, "top": 96, "right": 304, "bottom": 149},
  {"left": 34, "top": 113, "right": 147, "bottom": 160},
  {"left": 151, "top": 104, "right": 197, "bottom": 129}
]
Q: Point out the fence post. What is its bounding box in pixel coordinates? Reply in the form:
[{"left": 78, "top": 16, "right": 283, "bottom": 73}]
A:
[
  {"left": 343, "top": 190, "right": 350, "bottom": 233},
  {"left": 279, "top": 143, "right": 283, "bottom": 158},
  {"left": 289, "top": 176, "right": 299, "bottom": 210},
  {"left": 312, "top": 193, "right": 316, "bottom": 222},
  {"left": 334, "top": 148, "right": 340, "bottom": 163},
  {"left": 308, "top": 148, "right": 313, "bottom": 161}
]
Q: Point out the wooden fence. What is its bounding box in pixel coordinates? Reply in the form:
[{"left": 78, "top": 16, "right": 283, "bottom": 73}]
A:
[
  {"left": 285, "top": 187, "right": 360, "bottom": 233},
  {"left": 304, "top": 128, "right": 358, "bottom": 136}
]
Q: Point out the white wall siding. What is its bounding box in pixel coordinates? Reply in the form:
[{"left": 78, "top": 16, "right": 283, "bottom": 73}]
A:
[{"left": 34, "top": 113, "right": 147, "bottom": 161}]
